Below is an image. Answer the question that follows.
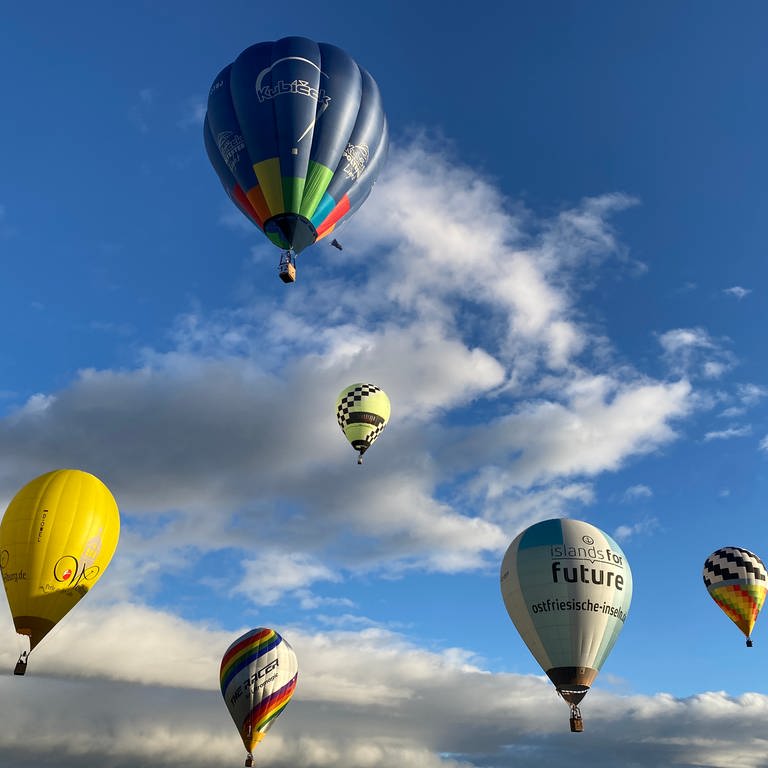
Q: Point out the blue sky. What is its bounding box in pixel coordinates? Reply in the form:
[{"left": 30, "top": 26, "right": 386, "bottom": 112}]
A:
[{"left": 1, "top": 2, "right": 768, "bottom": 767}]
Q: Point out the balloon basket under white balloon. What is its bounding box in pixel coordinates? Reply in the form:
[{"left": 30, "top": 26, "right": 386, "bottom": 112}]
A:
[{"left": 569, "top": 704, "right": 583, "bottom": 733}]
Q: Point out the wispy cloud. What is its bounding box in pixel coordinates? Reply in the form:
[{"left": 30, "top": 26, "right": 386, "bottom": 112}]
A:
[
  {"left": 704, "top": 425, "right": 752, "bottom": 441},
  {"left": 0, "top": 141, "right": 696, "bottom": 609},
  {"left": 622, "top": 484, "right": 653, "bottom": 501},
  {"left": 1, "top": 606, "right": 767, "bottom": 768},
  {"left": 737, "top": 383, "right": 768, "bottom": 406},
  {"left": 723, "top": 286, "right": 751, "bottom": 299},
  {"left": 178, "top": 98, "right": 206, "bottom": 129},
  {"left": 658, "top": 327, "right": 713, "bottom": 355},
  {"left": 129, "top": 87, "right": 154, "bottom": 133},
  {"left": 613, "top": 517, "right": 659, "bottom": 540},
  {"left": 658, "top": 327, "right": 734, "bottom": 378}
]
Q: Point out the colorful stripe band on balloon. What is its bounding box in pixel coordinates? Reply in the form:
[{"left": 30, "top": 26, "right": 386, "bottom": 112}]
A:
[
  {"left": 220, "top": 628, "right": 281, "bottom": 693},
  {"left": 245, "top": 674, "right": 299, "bottom": 735}
]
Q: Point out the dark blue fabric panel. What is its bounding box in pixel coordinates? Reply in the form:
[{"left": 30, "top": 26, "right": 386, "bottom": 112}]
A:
[
  {"left": 324, "top": 67, "right": 386, "bottom": 205},
  {"left": 309, "top": 43, "right": 361, "bottom": 172},
  {"left": 229, "top": 42, "right": 279, "bottom": 166},
  {"left": 205, "top": 64, "right": 259, "bottom": 193},
  {"left": 270, "top": 36, "right": 322, "bottom": 187},
  {"left": 345, "top": 118, "right": 389, "bottom": 212}
]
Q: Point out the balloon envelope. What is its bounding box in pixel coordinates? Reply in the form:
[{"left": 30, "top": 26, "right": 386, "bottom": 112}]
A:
[
  {"left": 336, "top": 383, "right": 391, "bottom": 462},
  {"left": 500, "top": 518, "right": 632, "bottom": 706},
  {"left": 205, "top": 36, "right": 387, "bottom": 257},
  {"left": 220, "top": 627, "right": 298, "bottom": 758},
  {"left": 0, "top": 469, "right": 120, "bottom": 652},
  {"left": 703, "top": 546, "right": 767, "bottom": 644}
]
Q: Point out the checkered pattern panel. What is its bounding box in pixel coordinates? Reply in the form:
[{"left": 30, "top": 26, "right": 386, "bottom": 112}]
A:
[
  {"left": 361, "top": 418, "right": 386, "bottom": 448},
  {"left": 336, "top": 383, "right": 382, "bottom": 429},
  {"left": 703, "top": 547, "right": 768, "bottom": 588}
]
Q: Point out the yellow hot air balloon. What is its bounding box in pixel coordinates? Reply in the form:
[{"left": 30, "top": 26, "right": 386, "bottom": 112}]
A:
[
  {"left": 0, "top": 469, "right": 120, "bottom": 674},
  {"left": 335, "top": 383, "right": 391, "bottom": 464}
]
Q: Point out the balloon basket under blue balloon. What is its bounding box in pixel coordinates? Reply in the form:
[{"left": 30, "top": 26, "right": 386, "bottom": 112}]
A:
[{"left": 278, "top": 252, "right": 296, "bottom": 283}]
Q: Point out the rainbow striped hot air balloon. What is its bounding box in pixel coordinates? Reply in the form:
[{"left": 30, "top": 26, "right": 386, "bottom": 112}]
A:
[
  {"left": 703, "top": 546, "right": 767, "bottom": 647},
  {"left": 220, "top": 627, "right": 298, "bottom": 766}
]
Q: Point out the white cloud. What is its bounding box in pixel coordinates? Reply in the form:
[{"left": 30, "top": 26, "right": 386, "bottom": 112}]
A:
[
  {"left": 703, "top": 425, "right": 752, "bottom": 441},
  {"left": 0, "top": 140, "right": 697, "bottom": 603},
  {"left": 723, "top": 286, "right": 751, "bottom": 299},
  {"left": 703, "top": 361, "right": 728, "bottom": 378},
  {"left": 759, "top": 435, "right": 768, "bottom": 452},
  {"left": 178, "top": 98, "right": 206, "bottom": 129},
  {"left": 2, "top": 607, "right": 768, "bottom": 768},
  {"left": 235, "top": 552, "right": 340, "bottom": 605},
  {"left": 613, "top": 517, "right": 659, "bottom": 541},
  {"left": 658, "top": 327, "right": 714, "bottom": 355},
  {"left": 622, "top": 484, "right": 653, "bottom": 501},
  {"left": 737, "top": 383, "right": 768, "bottom": 405},
  {"left": 719, "top": 406, "right": 746, "bottom": 418},
  {"left": 455, "top": 377, "right": 692, "bottom": 491},
  {"left": 658, "top": 327, "right": 734, "bottom": 379}
]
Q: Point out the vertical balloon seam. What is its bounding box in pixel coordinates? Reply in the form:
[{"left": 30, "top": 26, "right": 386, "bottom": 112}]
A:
[
  {"left": 298, "top": 43, "right": 363, "bottom": 221},
  {"left": 40, "top": 471, "right": 72, "bottom": 645}
]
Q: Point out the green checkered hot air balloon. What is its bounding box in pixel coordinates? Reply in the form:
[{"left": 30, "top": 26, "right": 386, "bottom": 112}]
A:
[{"left": 336, "top": 383, "right": 390, "bottom": 464}]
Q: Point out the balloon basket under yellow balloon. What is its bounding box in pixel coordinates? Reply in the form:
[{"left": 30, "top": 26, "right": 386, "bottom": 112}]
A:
[{"left": 14, "top": 652, "right": 28, "bottom": 676}]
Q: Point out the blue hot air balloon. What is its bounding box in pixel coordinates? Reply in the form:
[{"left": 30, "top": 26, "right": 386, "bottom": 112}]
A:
[{"left": 204, "top": 36, "right": 388, "bottom": 282}]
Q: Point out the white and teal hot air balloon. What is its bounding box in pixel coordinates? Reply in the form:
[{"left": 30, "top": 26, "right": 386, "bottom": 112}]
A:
[{"left": 500, "top": 518, "right": 632, "bottom": 732}]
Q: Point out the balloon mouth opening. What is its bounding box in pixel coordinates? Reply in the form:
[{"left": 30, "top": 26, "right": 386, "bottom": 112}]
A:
[
  {"left": 556, "top": 686, "right": 590, "bottom": 706},
  {"left": 547, "top": 666, "right": 597, "bottom": 705},
  {"left": 264, "top": 213, "right": 317, "bottom": 254},
  {"left": 13, "top": 617, "right": 55, "bottom": 651}
]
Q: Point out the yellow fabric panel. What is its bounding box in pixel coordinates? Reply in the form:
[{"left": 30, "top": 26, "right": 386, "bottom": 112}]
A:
[
  {"left": 252, "top": 158, "right": 284, "bottom": 216},
  {"left": 0, "top": 469, "right": 120, "bottom": 650}
]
